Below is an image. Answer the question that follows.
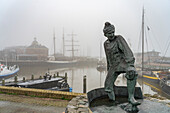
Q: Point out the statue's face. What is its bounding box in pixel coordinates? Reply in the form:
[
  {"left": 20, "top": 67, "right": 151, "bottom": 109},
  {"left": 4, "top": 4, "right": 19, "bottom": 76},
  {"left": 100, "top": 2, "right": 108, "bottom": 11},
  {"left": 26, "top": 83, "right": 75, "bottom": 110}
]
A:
[{"left": 105, "top": 32, "right": 115, "bottom": 41}]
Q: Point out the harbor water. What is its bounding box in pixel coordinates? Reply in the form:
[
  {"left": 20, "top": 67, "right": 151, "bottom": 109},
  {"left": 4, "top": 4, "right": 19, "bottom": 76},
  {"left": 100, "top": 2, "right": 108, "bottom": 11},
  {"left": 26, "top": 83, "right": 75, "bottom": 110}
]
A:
[{"left": 3, "top": 65, "right": 170, "bottom": 99}]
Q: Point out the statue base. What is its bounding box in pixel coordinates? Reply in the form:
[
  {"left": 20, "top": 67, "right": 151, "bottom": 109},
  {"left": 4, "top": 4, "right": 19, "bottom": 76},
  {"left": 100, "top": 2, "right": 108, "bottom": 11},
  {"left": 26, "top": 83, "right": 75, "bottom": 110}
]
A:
[
  {"left": 87, "top": 86, "right": 143, "bottom": 113},
  {"left": 87, "top": 86, "right": 143, "bottom": 105}
]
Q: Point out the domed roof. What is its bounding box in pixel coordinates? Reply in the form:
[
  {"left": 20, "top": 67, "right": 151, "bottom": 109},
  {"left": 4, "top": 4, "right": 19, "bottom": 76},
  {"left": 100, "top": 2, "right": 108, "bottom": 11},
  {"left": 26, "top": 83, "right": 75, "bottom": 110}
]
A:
[
  {"left": 31, "top": 37, "right": 38, "bottom": 46},
  {"left": 28, "top": 37, "right": 48, "bottom": 49}
]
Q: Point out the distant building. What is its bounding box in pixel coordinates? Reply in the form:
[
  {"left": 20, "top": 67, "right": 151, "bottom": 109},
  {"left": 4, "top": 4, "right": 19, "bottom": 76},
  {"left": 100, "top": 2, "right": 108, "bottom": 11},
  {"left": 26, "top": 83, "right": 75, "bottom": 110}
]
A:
[
  {"left": 0, "top": 38, "right": 48, "bottom": 61},
  {"left": 135, "top": 50, "right": 161, "bottom": 63},
  {"left": 0, "top": 46, "right": 26, "bottom": 61},
  {"left": 24, "top": 38, "right": 48, "bottom": 60}
]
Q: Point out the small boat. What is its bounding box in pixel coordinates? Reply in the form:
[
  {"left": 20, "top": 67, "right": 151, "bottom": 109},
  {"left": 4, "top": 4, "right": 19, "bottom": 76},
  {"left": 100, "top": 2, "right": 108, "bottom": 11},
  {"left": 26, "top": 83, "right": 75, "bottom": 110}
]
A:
[{"left": 0, "top": 63, "right": 19, "bottom": 80}]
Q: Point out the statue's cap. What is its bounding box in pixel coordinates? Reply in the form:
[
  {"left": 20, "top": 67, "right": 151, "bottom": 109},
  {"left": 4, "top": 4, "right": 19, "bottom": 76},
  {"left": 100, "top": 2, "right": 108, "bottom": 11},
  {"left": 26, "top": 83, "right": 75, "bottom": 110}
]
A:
[{"left": 103, "top": 22, "right": 115, "bottom": 34}]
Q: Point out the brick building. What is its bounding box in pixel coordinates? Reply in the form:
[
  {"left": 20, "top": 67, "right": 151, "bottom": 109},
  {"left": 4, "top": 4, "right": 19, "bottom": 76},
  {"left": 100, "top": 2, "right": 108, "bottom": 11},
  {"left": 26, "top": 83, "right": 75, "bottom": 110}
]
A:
[{"left": 24, "top": 38, "right": 48, "bottom": 60}]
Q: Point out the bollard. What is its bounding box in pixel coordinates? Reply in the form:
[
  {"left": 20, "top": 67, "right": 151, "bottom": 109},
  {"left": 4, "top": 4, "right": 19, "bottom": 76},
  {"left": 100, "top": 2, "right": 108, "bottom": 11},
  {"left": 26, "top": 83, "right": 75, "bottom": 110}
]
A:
[
  {"left": 2, "top": 79, "right": 5, "bottom": 86},
  {"left": 23, "top": 77, "right": 26, "bottom": 82},
  {"left": 43, "top": 75, "right": 47, "bottom": 81},
  {"left": 14, "top": 75, "right": 18, "bottom": 83},
  {"left": 65, "top": 72, "right": 67, "bottom": 83},
  {"left": 39, "top": 75, "right": 42, "bottom": 79},
  {"left": 83, "top": 75, "right": 87, "bottom": 93},
  {"left": 57, "top": 72, "right": 59, "bottom": 77},
  {"left": 31, "top": 74, "right": 34, "bottom": 80},
  {"left": 53, "top": 74, "right": 56, "bottom": 78}
]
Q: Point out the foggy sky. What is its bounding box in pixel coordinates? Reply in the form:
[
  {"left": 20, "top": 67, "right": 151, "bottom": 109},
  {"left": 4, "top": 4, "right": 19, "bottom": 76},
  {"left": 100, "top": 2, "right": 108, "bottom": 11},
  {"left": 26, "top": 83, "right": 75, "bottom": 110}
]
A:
[{"left": 0, "top": 0, "right": 170, "bottom": 57}]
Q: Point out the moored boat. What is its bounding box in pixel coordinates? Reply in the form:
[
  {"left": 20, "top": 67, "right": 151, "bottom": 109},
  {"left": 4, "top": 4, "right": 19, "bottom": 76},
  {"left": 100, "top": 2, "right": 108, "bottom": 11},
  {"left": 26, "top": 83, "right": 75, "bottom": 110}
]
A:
[
  {"left": 160, "top": 78, "right": 170, "bottom": 96},
  {"left": 0, "top": 63, "right": 19, "bottom": 80},
  {"left": 158, "top": 71, "right": 170, "bottom": 96},
  {"left": 138, "top": 70, "right": 160, "bottom": 87}
]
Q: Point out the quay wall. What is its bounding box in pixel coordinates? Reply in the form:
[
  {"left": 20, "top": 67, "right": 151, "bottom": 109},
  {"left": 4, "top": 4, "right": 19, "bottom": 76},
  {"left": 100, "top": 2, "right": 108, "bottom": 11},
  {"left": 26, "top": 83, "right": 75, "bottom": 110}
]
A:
[{"left": 0, "top": 86, "right": 84, "bottom": 100}]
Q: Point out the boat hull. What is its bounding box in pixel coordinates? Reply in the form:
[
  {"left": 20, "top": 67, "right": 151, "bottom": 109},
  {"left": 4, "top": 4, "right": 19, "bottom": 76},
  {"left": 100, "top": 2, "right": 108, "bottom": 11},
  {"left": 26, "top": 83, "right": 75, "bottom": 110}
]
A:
[
  {"left": 138, "top": 71, "right": 170, "bottom": 96},
  {"left": 160, "top": 79, "right": 170, "bottom": 96},
  {"left": 0, "top": 67, "right": 19, "bottom": 80}
]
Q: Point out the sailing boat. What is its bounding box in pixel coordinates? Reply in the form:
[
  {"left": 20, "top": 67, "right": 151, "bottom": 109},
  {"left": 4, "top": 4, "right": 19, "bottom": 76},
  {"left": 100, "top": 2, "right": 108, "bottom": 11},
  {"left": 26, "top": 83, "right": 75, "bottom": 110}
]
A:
[
  {"left": 137, "top": 8, "right": 160, "bottom": 85},
  {"left": 138, "top": 8, "right": 170, "bottom": 96},
  {"left": 96, "top": 38, "right": 106, "bottom": 72}
]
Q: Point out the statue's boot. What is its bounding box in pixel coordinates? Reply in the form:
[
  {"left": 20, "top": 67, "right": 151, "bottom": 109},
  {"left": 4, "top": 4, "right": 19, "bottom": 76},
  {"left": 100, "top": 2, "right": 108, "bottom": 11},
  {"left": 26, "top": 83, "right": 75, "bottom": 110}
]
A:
[{"left": 127, "top": 78, "right": 141, "bottom": 106}]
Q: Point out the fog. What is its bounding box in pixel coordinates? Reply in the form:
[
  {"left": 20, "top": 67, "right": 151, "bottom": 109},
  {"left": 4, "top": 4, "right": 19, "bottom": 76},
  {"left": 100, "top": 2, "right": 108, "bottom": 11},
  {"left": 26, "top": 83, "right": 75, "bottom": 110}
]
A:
[{"left": 0, "top": 0, "right": 170, "bottom": 57}]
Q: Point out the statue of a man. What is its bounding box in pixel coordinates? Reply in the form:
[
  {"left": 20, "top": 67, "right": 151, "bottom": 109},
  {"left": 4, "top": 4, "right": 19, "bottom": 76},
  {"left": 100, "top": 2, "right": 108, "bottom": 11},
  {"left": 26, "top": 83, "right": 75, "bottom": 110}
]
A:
[{"left": 103, "top": 22, "right": 140, "bottom": 106}]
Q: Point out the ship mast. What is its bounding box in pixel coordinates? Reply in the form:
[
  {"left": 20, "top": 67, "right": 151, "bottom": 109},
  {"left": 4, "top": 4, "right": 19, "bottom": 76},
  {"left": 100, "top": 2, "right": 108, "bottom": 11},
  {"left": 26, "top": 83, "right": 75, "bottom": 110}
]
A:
[
  {"left": 53, "top": 28, "right": 56, "bottom": 57},
  {"left": 62, "top": 28, "right": 65, "bottom": 56},
  {"left": 67, "top": 32, "right": 79, "bottom": 60},
  {"left": 100, "top": 38, "right": 102, "bottom": 60},
  {"left": 142, "top": 7, "right": 145, "bottom": 71}
]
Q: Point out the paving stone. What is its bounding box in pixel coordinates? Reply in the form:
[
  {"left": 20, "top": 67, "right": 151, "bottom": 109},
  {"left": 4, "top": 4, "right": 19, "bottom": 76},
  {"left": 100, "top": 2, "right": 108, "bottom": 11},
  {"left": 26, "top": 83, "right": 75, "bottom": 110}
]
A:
[
  {"left": 77, "top": 108, "right": 89, "bottom": 112},
  {"left": 78, "top": 101, "right": 86, "bottom": 105},
  {"left": 69, "top": 100, "right": 78, "bottom": 106},
  {"left": 67, "top": 107, "right": 77, "bottom": 113},
  {"left": 78, "top": 104, "right": 88, "bottom": 108},
  {"left": 67, "top": 105, "right": 78, "bottom": 109}
]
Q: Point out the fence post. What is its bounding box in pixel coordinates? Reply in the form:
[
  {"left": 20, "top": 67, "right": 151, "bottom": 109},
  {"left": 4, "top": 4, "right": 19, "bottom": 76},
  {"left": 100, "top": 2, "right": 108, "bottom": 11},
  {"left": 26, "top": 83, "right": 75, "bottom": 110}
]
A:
[
  {"left": 65, "top": 72, "right": 67, "bottom": 83},
  {"left": 14, "top": 75, "right": 18, "bottom": 83},
  {"left": 23, "top": 77, "right": 26, "bottom": 82},
  {"left": 83, "top": 75, "right": 87, "bottom": 93},
  {"left": 39, "top": 75, "right": 42, "bottom": 79},
  {"left": 2, "top": 79, "right": 5, "bottom": 86},
  {"left": 31, "top": 74, "right": 34, "bottom": 80},
  {"left": 53, "top": 74, "right": 56, "bottom": 78}
]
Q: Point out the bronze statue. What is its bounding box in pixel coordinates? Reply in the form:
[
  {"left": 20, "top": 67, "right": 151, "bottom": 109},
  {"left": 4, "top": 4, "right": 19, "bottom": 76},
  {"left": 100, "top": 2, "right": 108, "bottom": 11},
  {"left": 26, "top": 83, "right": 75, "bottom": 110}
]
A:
[{"left": 103, "top": 22, "right": 141, "bottom": 111}]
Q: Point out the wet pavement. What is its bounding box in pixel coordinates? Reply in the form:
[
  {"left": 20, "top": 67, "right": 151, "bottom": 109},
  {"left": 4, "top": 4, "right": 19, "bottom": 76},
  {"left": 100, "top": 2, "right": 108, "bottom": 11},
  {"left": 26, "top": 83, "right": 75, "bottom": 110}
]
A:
[
  {"left": 0, "top": 101, "right": 65, "bottom": 113},
  {"left": 0, "top": 94, "right": 68, "bottom": 113}
]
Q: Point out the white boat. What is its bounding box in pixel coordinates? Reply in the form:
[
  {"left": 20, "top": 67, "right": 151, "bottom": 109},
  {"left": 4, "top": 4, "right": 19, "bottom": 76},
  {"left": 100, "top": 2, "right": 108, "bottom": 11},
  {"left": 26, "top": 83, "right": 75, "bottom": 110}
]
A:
[{"left": 0, "top": 63, "right": 19, "bottom": 79}]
